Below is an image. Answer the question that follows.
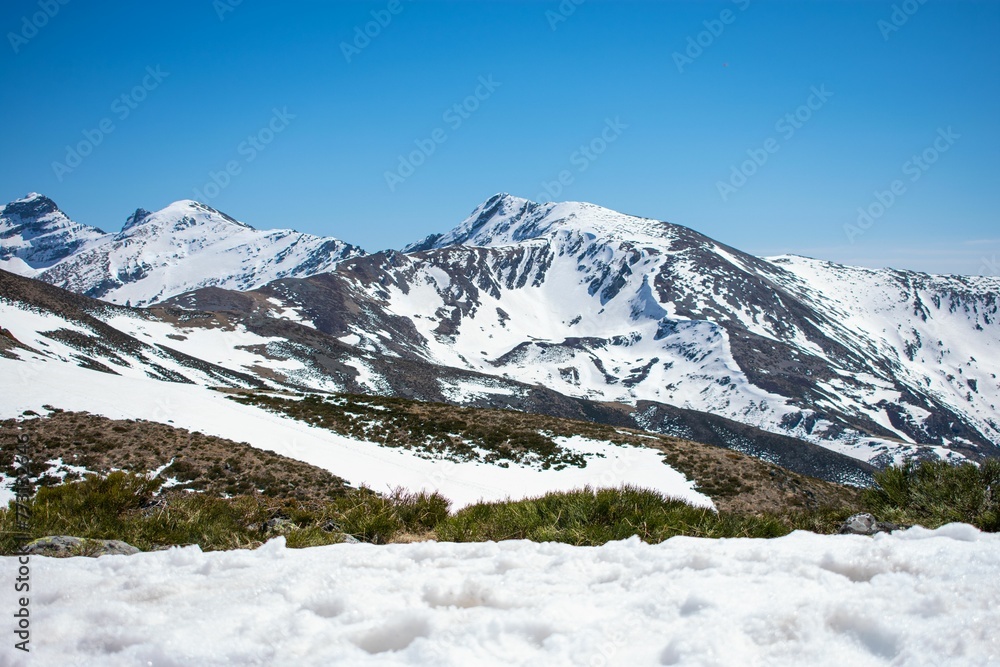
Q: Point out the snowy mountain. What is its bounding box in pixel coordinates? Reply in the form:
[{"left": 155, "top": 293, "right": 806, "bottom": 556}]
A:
[
  {"left": 215, "top": 193, "right": 997, "bottom": 466},
  {"left": 0, "top": 267, "right": 874, "bottom": 485},
  {"left": 0, "top": 193, "right": 106, "bottom": 273},
  {"left": 2, "top": 191, "right": 997, "bottom": 468},
  {"left": 0, "top": 193, "right": 364, "bottom": 306}
]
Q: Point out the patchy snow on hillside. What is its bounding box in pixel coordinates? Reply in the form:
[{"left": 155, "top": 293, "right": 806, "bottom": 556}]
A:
[
  {"left": 3, "top": 525, "right": 997, "bottom": 666},
  {"left": 0, "top": 357, "right": 710, "bottom": 510}
]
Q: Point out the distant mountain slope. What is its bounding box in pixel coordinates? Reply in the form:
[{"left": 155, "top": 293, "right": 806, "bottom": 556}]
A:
[
  {"left": 0, "top": 194, "right": 364, "bottom": 306},
  {"left": 2, "top": 191, "right": 997, "bottom": 468},
  {"left": 0, "top": 267, "right": 874, "bottom": 485},
  {"left": 216, "top": 193, "right": 998, "bottom": 464}
]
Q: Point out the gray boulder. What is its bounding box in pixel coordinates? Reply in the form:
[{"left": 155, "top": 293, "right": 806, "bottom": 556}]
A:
[
  {"left": 839, "top": 513, "right": 901, "bottom": 536},
  {"left": 21, "top": 536, "right": 140, "bottom": 557}
]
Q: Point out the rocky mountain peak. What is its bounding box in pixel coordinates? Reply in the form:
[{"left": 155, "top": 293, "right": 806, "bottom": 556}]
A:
[
  {"left": 2, "top": 192, "right": 63, "bottom": 223},
  {"left": 122, "top": 208, "right": 152, "bottom": 231},
  {"left": 406, "top": 193, "right": 682, "bottom": 253}
]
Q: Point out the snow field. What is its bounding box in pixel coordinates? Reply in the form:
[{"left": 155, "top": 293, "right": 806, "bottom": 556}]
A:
[{"left": 4, "top": 525, "right": 998, "bottom": 666}]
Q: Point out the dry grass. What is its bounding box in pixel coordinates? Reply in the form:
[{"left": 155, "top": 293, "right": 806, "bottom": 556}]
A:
[{"left": 0, "top": 410, "right": 350, "bottom": 502}]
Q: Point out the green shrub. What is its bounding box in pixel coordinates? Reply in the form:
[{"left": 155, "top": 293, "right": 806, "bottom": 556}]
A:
[
  {"left": 0, "top": 472, "right": 452, "bottom": 553},
  {"left": 436, "top": 485, "right": 809, "bottom": 545},
  {"left": 862, "top": 458, "right": 999, "bottom": 531},
  {"left": 0, "top": 471, "right": 872, "bottom": 554}
]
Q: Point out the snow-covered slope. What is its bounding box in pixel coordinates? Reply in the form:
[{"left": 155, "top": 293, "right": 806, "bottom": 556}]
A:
[
  {"left": 0, "top": 356, "right": 712, "bottom": 510},
  {"left": 3, "top": 191, "right": 997, "bottom": 465},
  {"left": 767, "top": 255, "right": 1000, "bottom": 459},
  {"left": 0, "top": 267, "right": 876, "bottom": 485},
  {"left": 0, "top": 267, "right": 722, "bottom": 507},
  {"left": 255, "top": 193, "right": 995, "bottom": 465},
  {"left": 0, "top": 194, "right": 364, "bottom": 306},
  {"left": 7, "top": 525, "right": 998, "bottom": 666},
  {"left": 0, "top": 193, "right": 105, "bottom": 274}
]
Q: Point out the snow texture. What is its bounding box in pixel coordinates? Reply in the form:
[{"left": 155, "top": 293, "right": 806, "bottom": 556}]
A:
[{"left": 3, "top": 525, "right": 997, "bottom": 666}]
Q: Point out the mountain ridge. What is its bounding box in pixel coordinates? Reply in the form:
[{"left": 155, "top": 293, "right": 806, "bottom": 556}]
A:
[
  {"left": 1, "top": 191, "right": 997, "bottom": 467},
  {"left": 1, "top": 193, "right": 364, "bottom": 306}
]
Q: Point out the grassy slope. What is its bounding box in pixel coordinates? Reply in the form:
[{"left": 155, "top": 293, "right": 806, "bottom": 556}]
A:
[
  {"left": 225, "top": 389, "right": 860, "bottom": 514},
  {"left": 24, "top": 395, "right": 996, "bottom": 554}
]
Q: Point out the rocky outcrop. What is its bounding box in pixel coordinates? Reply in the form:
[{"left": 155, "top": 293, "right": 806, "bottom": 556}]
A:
[{"left": 21, "top": 535, "right": 140, "bottom": 557}]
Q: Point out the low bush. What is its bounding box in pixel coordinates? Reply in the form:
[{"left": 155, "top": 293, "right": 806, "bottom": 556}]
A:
[
  {"left": 862, "top": 458, "right": 999, "bottom": 531},
  {"left": 5, "top": 458, "right": 994, "bottom": 555},
  {"left": 0, "top": 472, "right": 450, "bottom": 553},
  {"left": 435, "top": 485, "right": 826, "bottom": 544}
]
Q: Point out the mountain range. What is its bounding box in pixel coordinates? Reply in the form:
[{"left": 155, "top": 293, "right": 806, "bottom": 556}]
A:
[
  {"left": 0, "top": 193, "right": 363, "bottom": 306},
  {"left": 2, "top": 191, "right": 997, "bottom": 477}
]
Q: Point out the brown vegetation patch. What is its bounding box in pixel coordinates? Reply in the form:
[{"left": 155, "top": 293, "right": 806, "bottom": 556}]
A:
[{"left": 0, "top": 411, "right": 350, "bottom": 501}]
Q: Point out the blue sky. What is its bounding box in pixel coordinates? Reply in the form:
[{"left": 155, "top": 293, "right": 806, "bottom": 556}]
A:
[{"left": 1, "top": 0, "right": 998, "bottom": 274}]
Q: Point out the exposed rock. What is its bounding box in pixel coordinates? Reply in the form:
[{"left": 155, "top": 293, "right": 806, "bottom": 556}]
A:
[
  {"left": 262, "top": 517, "right": 291, "bottom": 532},
  {"left": 21, "top": 535, "right": 140, "bottom": 557},
  {"left": 839, "top": 513, "right": 901, "bottom": 536}
]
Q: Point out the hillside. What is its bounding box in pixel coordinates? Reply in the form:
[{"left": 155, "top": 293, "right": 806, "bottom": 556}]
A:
[
  {"left": 0, "top": 267, "right": 875, "bottom": 486},
  {"left": 3, "top": 191, "right": 998, "bottom": 473}
]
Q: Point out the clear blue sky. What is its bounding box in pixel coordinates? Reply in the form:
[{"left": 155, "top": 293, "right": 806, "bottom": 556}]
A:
[{"left": 2, "top": 0, "right": 998, "bottom": 274}]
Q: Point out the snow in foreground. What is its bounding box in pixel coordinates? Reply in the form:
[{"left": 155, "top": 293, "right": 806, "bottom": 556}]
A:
[{"left": 6, "top": 525, "right": 999, "bottom": 666}]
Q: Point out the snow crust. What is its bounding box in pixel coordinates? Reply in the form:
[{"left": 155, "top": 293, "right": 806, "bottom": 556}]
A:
[{"left": 4, "top": 526, "right": 997, "bottom": 666}]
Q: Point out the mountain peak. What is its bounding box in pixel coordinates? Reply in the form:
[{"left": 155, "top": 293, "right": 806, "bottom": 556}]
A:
[
  {"left": 170, "top": 200, "right": 254, "bottom": 229},
  {"left": 123, "top": 208, "right": 152, "bottom": 230},
  {"left": 2, "top": 192, "right": 61, "bottom": 220},
  {"left": 405, "top": 193, "right": 673, "bottom": 252},
  {"left": 119, "top": 200, "right": 254, "bottom": 234},
  {"left": 0, "top": 193, "right": 106, "bottom": 270}
]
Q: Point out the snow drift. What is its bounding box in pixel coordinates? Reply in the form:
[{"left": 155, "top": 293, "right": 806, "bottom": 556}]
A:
[{"left": 4, "top": 524, "right": 997, "bottom": 666}]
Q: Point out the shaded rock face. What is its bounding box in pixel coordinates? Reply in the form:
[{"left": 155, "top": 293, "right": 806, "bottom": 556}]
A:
[
  {"left": 0, "top": 193, "right": 106, "bottom": 269},
  {"left": 21, "top": 535, "right": 140, "bottom": 557}
]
